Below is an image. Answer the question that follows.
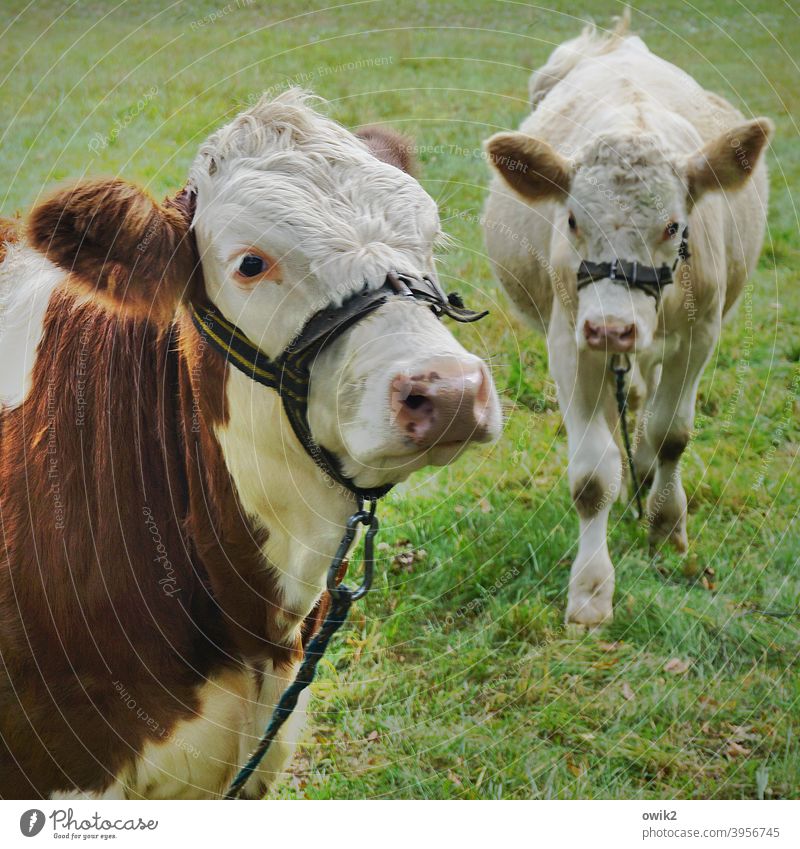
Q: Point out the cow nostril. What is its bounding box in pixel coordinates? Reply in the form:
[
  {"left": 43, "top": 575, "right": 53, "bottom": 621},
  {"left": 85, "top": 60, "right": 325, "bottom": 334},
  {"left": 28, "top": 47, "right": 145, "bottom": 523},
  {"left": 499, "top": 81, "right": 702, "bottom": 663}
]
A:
[{"left": 404, "top": 394, "right": 428, "bottom": 411}]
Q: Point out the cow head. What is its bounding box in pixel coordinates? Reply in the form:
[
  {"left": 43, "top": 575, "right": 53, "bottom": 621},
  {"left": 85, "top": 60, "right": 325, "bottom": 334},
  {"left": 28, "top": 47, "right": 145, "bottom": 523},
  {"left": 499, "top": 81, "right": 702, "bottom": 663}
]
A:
[
  {"left": 486, "top": 118, "right": 773, "bottom": 354},
  {"left": 28, "top": 90, "right": 501, "bottom": 493}
]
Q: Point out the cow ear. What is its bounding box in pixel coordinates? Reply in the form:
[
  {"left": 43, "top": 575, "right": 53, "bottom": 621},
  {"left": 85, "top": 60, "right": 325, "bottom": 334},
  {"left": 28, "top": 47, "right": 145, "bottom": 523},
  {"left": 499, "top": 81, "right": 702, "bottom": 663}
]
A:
[
  {"left": 485, "top": 132, "right": 573, "bottom": 201},
  {"left": 685, "top": 118, "right": 773, "bottom": 202},
  {"left": 27, "top": 178, "right": 199, "bottom": 323},
  {"left": 356, "top": 126, "right": 417, "bottom": 175}
]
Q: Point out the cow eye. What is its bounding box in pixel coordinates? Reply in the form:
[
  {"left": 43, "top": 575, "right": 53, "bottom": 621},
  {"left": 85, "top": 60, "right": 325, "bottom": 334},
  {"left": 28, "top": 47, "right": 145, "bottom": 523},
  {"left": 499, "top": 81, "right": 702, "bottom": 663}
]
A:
[
  {"left": 568, "top": 212, "right": 577, "bottom": 231},
  {"left": 238, "top": 255, "right": 266, "bottom": 277},
  {"left": 665, "top": 221, "right": 680, "bottom": 239}
]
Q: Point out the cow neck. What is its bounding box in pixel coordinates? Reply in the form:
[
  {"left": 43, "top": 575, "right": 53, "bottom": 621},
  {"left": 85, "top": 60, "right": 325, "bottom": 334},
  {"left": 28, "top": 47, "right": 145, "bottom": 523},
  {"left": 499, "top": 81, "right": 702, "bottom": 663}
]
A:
[{"left": 170, "top": 313, "right": 306, "bottom": 663}]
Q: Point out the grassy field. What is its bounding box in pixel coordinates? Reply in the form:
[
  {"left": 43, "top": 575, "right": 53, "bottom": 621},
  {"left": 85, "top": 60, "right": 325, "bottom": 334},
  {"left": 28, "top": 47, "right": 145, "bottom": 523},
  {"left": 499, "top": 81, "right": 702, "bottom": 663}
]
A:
[{"left": 1, "top": 0, "right": 797, "bottom": 799}]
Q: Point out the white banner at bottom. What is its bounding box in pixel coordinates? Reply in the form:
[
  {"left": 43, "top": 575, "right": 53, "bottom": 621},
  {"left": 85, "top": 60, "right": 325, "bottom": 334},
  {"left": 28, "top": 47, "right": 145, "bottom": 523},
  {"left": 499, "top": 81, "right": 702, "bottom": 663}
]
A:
[{"left": 1, "top": 799, "right": 797, "bottom": 849}]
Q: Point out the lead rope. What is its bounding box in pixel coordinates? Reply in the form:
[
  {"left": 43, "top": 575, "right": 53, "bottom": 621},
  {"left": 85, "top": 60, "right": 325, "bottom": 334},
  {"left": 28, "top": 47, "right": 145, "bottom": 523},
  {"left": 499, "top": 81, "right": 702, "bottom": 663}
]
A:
[
  {"left": 611, "top": 354, "right": 644, "bottom": 521},
  {"left": 224, "top": 499, "right": 380, "bottom": 800}
]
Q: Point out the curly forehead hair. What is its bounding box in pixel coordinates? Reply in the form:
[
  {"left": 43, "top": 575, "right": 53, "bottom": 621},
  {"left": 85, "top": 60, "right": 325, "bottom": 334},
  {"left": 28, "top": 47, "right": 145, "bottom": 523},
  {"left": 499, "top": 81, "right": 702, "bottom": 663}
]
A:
[
  {"left": 577, "top": 132, "right": 675, "bottom": 182},
  {"left": 189, "top": 88, "right": 368, "bottom": 180}
]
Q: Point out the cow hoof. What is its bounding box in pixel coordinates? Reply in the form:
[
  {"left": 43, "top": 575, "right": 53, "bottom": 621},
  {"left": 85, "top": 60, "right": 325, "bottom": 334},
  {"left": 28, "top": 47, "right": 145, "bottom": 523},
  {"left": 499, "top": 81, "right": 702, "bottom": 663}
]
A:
[
  {"left": 565, "top": 594, "right": 613, "bottom": 628},
  {"left": 648, "top": 516, "right": 688, "bottom": 554},
  {"left": 567, "top": 557, "right": 615, "bottom": 627},
  {"left": 649, "top": 531, "right": 688, "bottom": 555},
  {"left": 564, "top": 622, "right": 605, "bottom": 639}
]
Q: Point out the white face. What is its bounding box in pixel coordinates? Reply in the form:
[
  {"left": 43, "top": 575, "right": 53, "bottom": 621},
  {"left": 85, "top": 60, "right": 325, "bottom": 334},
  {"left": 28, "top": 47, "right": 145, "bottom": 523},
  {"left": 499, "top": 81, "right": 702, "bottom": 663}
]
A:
[
  {"left": 565, "top": 138, "right": 689, "bottom": 354},
  {"left": 190, "top": 92, "right": 501, "bottom": 489}
]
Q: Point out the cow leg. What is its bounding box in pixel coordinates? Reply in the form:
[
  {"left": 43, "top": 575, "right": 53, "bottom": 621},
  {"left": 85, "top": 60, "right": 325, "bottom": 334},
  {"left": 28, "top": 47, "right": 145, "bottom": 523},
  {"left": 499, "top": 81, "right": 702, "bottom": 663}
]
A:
[
  {"left": 549, "top": 310, "right": 622, "bottom": 626},
  {"left": 236, "top": 659, "right": 309, "bottom": 799},
  {"left": 633, "top": 363, "right": 662, "bottom": 487},
  {"left": 643, "top": 319, "right": 720, "bottom": 552}
]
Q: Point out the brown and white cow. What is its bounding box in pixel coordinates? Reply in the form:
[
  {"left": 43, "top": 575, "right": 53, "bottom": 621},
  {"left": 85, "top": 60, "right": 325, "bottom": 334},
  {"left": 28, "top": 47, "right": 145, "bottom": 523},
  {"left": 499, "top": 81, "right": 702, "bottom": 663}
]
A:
[
  {"left": 0, "top": 89, "right": 501, "bottom": 798},
  {"left": 483, "top": 16, "right": 771, "bottom": 625}
]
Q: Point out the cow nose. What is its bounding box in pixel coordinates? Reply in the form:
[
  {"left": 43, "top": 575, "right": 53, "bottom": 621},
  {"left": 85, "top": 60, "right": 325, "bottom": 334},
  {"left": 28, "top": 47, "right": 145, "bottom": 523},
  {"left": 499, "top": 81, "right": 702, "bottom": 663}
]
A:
[
  {"left": 583, "top": 320, "right": 636, "bottom": 352},
  {"left": 390, "top": 358, "right": 493, "bottom": 448}
]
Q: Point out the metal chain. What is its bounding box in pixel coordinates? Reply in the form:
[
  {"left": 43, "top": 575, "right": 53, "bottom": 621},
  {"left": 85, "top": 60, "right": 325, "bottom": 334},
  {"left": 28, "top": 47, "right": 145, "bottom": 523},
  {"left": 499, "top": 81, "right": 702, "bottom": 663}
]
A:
[
  {"left": 611, "top": 354, "right": 644, "bottom": 520},
  {"left": 224, "top": 500, "right": 380, "bottom": 799}
]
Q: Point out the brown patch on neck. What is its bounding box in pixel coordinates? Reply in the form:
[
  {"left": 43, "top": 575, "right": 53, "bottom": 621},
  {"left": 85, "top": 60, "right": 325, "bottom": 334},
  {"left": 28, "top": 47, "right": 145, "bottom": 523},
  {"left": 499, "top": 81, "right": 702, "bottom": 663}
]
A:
[
  {"left": 0, "top": 292, "right": 300, "bottom": 798},
  {"left": 176, "top": 311, "right": 302, "bottom": 663}
]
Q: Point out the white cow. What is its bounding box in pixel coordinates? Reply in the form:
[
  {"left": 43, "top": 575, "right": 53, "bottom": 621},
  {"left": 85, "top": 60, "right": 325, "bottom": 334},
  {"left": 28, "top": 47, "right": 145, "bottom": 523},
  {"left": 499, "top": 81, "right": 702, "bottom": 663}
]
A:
[{"left": 483, "top": 16, "right": 772, "bottom": 626}]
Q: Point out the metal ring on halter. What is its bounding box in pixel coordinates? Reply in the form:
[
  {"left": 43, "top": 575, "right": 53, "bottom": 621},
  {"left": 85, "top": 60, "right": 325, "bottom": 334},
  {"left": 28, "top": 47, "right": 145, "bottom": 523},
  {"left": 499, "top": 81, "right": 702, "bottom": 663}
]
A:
[{"left": 326, "top": 500, "right": 380, "bottom": 601}]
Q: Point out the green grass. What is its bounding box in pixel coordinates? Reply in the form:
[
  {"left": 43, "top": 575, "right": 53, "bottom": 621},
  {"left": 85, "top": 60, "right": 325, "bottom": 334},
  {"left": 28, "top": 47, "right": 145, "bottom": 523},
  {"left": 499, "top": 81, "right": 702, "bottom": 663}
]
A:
[{"left": 1, "top": 0, "right": 798, "bottom": 799}]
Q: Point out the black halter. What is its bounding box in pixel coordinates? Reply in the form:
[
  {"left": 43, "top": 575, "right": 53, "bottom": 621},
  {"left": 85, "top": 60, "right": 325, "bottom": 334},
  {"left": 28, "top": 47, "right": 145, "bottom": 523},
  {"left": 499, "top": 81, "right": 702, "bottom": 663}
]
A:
[
  {"left": 576, "top": 227, "right": 689, "bottom": 304},
  {"left": 190, "top": 271, "right": 488, "bottom": 502}
]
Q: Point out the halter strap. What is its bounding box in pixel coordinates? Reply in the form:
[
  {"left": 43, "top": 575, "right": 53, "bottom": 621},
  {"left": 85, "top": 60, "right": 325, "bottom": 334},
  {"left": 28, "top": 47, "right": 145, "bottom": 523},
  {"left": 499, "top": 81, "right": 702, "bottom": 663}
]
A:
[
  {"left": 576, "top": 259, "right": 674, "bottom": 302},
  {"left": 575, "top": 227, "right": 689, "bottom": 304}
]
